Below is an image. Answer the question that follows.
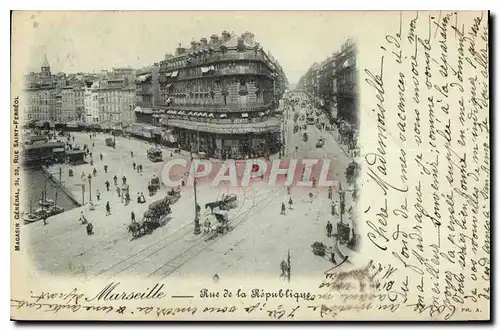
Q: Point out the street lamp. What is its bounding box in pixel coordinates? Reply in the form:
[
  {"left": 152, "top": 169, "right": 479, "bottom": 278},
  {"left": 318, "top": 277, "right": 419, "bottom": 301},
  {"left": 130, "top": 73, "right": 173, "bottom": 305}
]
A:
[
  {"left": 191, "top": 155, "right": 201, "bottom": 235},
  {"left": 87, "top": 174, "right": 92, "bottom": 202}
]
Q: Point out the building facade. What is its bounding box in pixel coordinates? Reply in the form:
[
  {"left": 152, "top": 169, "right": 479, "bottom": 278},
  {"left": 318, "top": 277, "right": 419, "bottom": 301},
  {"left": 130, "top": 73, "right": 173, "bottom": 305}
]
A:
[
  {"left": 297, "top": 38, "right": 357, "bottom": 125},
  {"left": 23, "top": 56, "right": 59, "bottom": 122},
  {"left": 135, "top": 31, "right": 287, "bottom": 159},
  {"left": 97, "top": 77, "right": 136, "bottom": 124}
]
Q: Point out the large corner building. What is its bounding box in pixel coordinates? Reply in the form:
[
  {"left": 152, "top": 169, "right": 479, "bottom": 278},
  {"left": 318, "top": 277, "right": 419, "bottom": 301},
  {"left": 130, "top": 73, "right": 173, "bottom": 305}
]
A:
[{"left": 135, "top": 31, "right": 288, "bottom": 159}]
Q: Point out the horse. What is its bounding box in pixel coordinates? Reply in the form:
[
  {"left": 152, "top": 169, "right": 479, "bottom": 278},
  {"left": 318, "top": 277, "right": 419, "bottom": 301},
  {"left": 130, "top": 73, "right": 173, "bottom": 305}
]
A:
[
  {"left": 205, "top": 201, "right": 221, "bottom": 214},
  {"left": 128, "top": 222, "right": 142, "bottom": 238}
]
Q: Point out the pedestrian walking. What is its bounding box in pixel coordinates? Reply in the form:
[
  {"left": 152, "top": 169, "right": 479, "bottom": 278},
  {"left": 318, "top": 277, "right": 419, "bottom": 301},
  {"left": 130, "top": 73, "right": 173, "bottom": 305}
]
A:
[
  {"left": 133, "top": 162, "right": 136, "bottom": 170},
  {"left": 331, "top": 201, "right": 337, "bottom": 216},
  {"left": 125, "top": 192, "right": 130, "bottom": 205},
  {"left": 130, "top": 151, "right": 134, "bottom": 158},
  {"left": 116, "top": 186, "right": 121, "bottom": 198},
  {"left": 92, "top": 142, "right": 95, "bottom": 148},
  {"left": 288, "top": 198, "right": 293, "bottom": 210},
  {"left": 281, "top": 202, "right": 286, "bottom": 215},
  {"left": 86, "top": 222, "right": 94, "bottom": 235},
  {"left": 131, "top": 211, "right": 135, "bottom": 223},
  {"left": 104, "top": 165, "right": 108, "bottom": 173},
  {"left": 309, "top": 192, "right": 314, "bottom": 203},
  {"left": 105, "top": 180, "right": 110, "bottom": 191},
  {"left": 106, "top": 202, "right": 111, "bottom": 216},
  {"left": 42, "top": 214, "right": 48, "bottom": 226},
  {"left": 96, "top": 189, "right": 101, "bottom": 201},
  {"left": 122, "top": 176, "right": 127, "bottom": 185},
  {"left": 79, "top": 211, "right": 87, "bottom": 224},
  {"left": 326, "top": 221, "right": 333, "bottom": 238},
  {"left": 100, "top": 153, "right": 103, "bottom": 161},
  {"left": 328, "top": 186, "right": 333, "bottom": 200},
  {"left": 93, "top": 168, "right": 97, "bottom": 177},
  {"left": 330, "top": 250, "right": 337, "bottom": 264},
  {"left": 113, "top": 175, "right": 117, "bottom": 186},
  {"left": 287, "top": 185, "right": 291, "bottom": 195}
]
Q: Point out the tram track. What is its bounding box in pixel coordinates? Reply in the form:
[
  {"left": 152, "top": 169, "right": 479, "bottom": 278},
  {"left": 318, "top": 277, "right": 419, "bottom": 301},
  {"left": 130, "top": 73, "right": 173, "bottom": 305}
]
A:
[
  {"left": 88, "top": 186, "right": 250, "bottom": 280},
  {"left": 147, "top": 186, "right": 286, "bottom": 280}
]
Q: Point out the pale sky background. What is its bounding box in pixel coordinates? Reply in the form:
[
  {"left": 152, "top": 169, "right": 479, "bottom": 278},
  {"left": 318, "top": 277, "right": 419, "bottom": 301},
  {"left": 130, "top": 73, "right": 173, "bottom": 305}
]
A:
[{"left": 14, "top": 11, "right": 361, "bottom": 84}]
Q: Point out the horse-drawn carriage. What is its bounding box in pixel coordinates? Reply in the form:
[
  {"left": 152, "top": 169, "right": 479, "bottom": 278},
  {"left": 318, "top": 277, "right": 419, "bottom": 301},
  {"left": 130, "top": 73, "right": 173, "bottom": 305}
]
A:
[
  {"left": 205, "top": 193, "right": 238, "bottom": 213},
  {"left": 166, "top": 187, "right": 181, "bottom": 204},
  {"left": 213, "top": 209, "right": 232, "bottom": 234},
  {"left": 148, "top": 176, "right": 161, "bottom": 196},
  {"left": 105, "top": 137, "right": 115, "bottom": 148},
  {"left": 147, "top": 147, "right": 163, "bottom": 162},
  {"left": 128, "top": 196, "right": 173, "bottom": 238}
]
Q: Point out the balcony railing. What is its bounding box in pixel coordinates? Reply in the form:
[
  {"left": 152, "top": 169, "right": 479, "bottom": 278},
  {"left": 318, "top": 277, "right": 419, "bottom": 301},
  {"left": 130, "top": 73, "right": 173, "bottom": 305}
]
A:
[
  {"left": 161, "top": 102, "right": 274, "bottom": 113},
  {"left": 164, "top": 114, "right": 274, "bottom": 124},
  {"left": 163, "top": 115, "right": 280, "bottom": 134},
  {"left": 160, "top": 52, "right": 274, "bottom": 72}
]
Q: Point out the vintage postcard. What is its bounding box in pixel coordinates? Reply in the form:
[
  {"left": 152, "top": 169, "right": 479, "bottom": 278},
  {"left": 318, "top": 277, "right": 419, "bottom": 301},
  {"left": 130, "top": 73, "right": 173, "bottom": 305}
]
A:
[{"left": 10, "top": 11, "right": 490, "bottom": 321}]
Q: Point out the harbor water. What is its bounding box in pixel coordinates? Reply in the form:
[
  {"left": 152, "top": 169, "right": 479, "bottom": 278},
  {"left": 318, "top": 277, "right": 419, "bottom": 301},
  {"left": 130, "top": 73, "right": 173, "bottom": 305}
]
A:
[{"left": 20, "top": 167, "right": 79, "bottom": 216}]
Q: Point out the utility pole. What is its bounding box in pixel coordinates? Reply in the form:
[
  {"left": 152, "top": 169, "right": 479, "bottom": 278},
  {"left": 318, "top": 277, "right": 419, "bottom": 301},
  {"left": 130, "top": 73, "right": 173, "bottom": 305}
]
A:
[
  {"left": 88, "top": 174, "right": 92, "bottom": 202},
  {"left": 192, "top": 155, "right": 201, "bottom": 235},
  {"left": 287, "top": 249, "right": 291, "bottom": 283},
  {"left": 339, "top": 182, "right": 345, "bottom": 224}
]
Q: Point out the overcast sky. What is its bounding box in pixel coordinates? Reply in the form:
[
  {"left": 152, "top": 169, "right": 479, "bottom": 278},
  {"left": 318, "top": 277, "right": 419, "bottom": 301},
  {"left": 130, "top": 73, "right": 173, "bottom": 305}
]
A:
[{"left": 15, "top": 11, "right": 359, "bottom": 84}]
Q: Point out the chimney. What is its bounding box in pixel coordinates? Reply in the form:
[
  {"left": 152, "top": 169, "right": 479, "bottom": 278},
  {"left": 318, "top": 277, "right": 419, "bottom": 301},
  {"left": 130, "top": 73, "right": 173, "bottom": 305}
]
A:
[
  {"left": 210, "top": 34, "right": 219, "bottom": 45},
  {"left": 200, "top": 38, "right": 208, "bottom": 48},
  {"left": 221, "top": 30, "right": 230, "bottom": 42},
  {"left": 191, "top": 40, "right": 197, "bottom": 51},
  {"left": 242, "top": 32, "right": 254, "bottom": 44},
  {"left": 175, "top": 44, "right": 185, "bottom": 56},
  {"left": 237, "top": 37, "right": 244, "bottom": 47}
]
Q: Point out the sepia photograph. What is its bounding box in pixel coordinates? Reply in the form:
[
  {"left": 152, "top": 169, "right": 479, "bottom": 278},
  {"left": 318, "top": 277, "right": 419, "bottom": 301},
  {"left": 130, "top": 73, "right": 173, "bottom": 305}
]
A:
[{"left": 10, "top": 10, "right": 490, "bottom": 321}]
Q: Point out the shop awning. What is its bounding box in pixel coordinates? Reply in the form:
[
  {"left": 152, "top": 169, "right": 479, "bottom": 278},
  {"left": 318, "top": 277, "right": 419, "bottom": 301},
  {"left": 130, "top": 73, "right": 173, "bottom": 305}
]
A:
[
  {"left": 201, "top": 67, "right": 210, "bottom": 73},
  {"left": 134, "top": 106, "right": 142, "bottom": 113},
  {"left": 208, "top": 113, "right": 214, "bottom": 118},
  {"left": 259, "top": 112, "right": 265, "bottom": 116},
  {"left": 171, "top": 71, "right": 179, "bottom": 77},
  {"left": 165, "top": 72, "right": 172, "bottom": 77},
  {"left": 153, "top": 114, "right": 160, "bottom": 118},
  {"left": 201, "top": 113, "right": 208, "bottom": 117},
  {"left": 241, "top": 113, "right": 249, "bottom": 118},
  {"left": 166, "top": 83, "right": 173, "bottom": 88},
  {"left": 220, "top": 114, "right": 227, "bottom": 118},
  {"left": 188, "top": 112, "right": 194, "bottom": 116}
]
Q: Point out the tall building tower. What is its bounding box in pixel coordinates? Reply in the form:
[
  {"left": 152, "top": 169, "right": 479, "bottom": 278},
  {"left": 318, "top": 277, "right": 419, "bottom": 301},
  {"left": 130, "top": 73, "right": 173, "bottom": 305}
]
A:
[{"left": 41, "top": 55, "right": 51, "bottom": 78}]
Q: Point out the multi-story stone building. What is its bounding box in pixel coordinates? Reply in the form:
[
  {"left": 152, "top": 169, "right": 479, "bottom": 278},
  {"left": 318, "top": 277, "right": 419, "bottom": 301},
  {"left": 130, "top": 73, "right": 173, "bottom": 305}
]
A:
[
  {"left": 97, "top": 75, "right": 136, "bottom": 124},
  {"left": 61, "top": 86, "right": 75, "bottom": 122},
  {"left": 84, "top": 81, "right": 99, "bottom": 123},
  {"left": 135, "top": 31, "right": 287, "bottom": 159},
  {"left": 297, "top": 38, "right": 357, "bottom": 125},
  {"left": 334, "top": 39, "right": 357, "bottom": 125},
  {"left": 134, "top": 64, "right": 161, "bottom": 125},
  {"left": 23, "top": 56, "right": 59, "bottom": 122}
]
